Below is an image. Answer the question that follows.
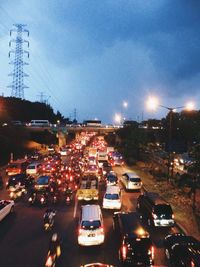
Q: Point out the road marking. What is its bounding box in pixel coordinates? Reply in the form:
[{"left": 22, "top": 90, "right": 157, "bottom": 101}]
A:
[{"left": 73, "top": 198, "right": 78, "bottom": 218}]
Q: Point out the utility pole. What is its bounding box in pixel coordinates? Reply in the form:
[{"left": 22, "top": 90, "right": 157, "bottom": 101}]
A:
[
  {"left": 8, "top": 24, "right": 29, "bottom": 99},
  {"left": 37, "top": 92, "right": 46, "bottom": 103},
  {"left": 74, "top": 108, "right": 77, "bottom": 122}
]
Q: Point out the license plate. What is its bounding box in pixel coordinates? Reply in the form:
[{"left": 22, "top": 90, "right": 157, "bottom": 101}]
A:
[{"left": 88, "top": 233, "right": 95, "bottom": 237}]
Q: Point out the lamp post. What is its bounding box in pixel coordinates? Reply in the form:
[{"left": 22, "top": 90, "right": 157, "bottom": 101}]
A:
[{"left": 146, "top": 97, "right": 195, "bottom": 181}]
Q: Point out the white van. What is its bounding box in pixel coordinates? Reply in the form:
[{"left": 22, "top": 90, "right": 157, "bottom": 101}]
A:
[
  {"left": 78, "top": 205, "right": 104, "bottom": 246},
  {"left": 103, "top": 185, "right": 122, "bottom": 210},
  {"left": 26, "top": 163, "right": 42, "bottom": 176}
]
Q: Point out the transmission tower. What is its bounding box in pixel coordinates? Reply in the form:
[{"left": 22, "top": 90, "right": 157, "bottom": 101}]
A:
[{"left": 8, "top": 24, "right": 29, "bottom": 99}]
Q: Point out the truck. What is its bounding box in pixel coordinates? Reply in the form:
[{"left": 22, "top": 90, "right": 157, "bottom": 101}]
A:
[{"left": 76, "top": 175, "right": 99, "bottom": 201}]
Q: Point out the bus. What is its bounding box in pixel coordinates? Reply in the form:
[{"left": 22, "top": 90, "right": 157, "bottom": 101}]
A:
[{"left": 29, "top": 120, "right": 50, "bottom": 127}]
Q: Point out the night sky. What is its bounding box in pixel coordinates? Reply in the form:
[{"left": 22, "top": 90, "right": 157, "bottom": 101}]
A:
[{"left": 0, "top": 0, "right": 200, "bottom": 123}]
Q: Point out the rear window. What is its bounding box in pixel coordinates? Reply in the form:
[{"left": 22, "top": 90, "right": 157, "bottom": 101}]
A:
[
  {"left": 107, "top": 176, "right": 117, "bottom": 182},
  {"left": 81, "top": 220, "right": 101, "bottom": 230},
  {"left": 129, "top": 177, "right": 141, "bottom": 182},
  {"left": 27, "top": 166, "right": 36, "bottom": 170},
  {"left": 105, "top": 193, "right": 119, "bottom": 200},
  {"left": 126, "top": 237, "right": 152, "bottom": 251},
  {"left": 154, "top": 204, "right": 173, "bottom": 215}
]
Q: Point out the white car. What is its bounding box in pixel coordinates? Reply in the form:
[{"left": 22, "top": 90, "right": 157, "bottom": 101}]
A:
[
  {"left": 103, "top": 185, "right": 122, "bottom": 210},
  {"left": 0, "top": 200, "right": 14, "bottom": 221},
  {"left": 121, "top": 172, "right": 142, "bottom": 191},
  {"left": 59, "top": 148, "right": 67, "bottom": 156}
]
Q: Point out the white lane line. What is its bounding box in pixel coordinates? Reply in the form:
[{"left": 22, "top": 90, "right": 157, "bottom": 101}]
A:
[{"left": 73, "top": 198, "right": 78, "bottom": 218}]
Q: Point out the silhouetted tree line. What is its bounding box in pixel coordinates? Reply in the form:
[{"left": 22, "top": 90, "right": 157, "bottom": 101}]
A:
[{"left": 0, "top": 96, "right": 66, "bottom": 123}]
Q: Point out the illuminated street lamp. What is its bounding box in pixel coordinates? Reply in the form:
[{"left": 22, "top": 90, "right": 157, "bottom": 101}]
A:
[
  {"left": 123, "top": 101, "right": 128, "bottom": 109},
  {"left": 114, "top": 113, "right": 122, "bottom": 125},
  {"left": 146, "top": 96, "right": 195, "bottom": 180}
]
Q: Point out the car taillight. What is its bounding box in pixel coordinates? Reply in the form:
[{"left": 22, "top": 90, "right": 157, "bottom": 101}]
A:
[
  {"left": 152, "top": 213, "right": 157, "bottom": 219},
  {"left": 41, "top": 197, "right": 44, "bottom": 202},
  {"left": 70, "top": 176, "right": 73, "bottom": 181},
  {"left": 122, "top": 245, "right": 127, "bottom": 259},
  {"left": 78, "top": 228, "right": 83, "bottom": 235},
  {"left": 100, "top": 226, "right": 104, "bottom": 233},
  {"left": 45, "top": 255, "right": 53, "bottom": 266},
  {"left": 172, "top": 214, "right": 175, "bottom": 219},
  {"left": 191, "top": 260, "right": 195, "bottom": 267}
]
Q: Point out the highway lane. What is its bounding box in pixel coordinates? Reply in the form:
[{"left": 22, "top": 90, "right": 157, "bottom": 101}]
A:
[{"left": 0, "top": 164, "right": 178, "bottom": 267}]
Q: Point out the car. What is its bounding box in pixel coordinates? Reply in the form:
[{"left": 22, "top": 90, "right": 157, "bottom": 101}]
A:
[
  {"left": 80, "top": 264, "right": 114, "bottom": 267},
  {"left": 105, "top": 172, "right": 118, "bottom": 185},
  {"left": 113, "top": 211, "right": 154, "bottom": 266},
  {"left": 26, "top": 162, "right": 42, "bottom": 176},
  {"left": 164, "top": 233, "right": 200, "bottom": 266},
  {"left": 6, "top": 174, "right": 34, "bottom": 191},
  {"left": 59, "top": 148, "right": 68, "bottom": 156},
  {"left": 121, "top": 172, "right": 142, "bottom": 191},
  {"left": 137, "top": 192, "right": 175, "bottom": 227},
  {"left": 0, "top": 200, "right": 15, "bottom": 221},
  {"left": 102, "top": 185, "right": 122, "bottom": 210},
  {"left": 78, "top": 204, "right": 104, "bottom": 246}
]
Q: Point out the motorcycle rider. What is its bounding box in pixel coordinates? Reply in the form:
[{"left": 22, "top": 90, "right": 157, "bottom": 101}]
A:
[
  {"left": 49, "top": 233, "right": 61, "bottom": 257},
  {"left": 45, "top": 233, "right": 61, "bottom": 267},
  {"left": 44, "top": 208, "right": 56, "bottom": 226}
]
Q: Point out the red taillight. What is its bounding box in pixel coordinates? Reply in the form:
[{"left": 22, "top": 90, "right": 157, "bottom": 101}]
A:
[
  {"left": 191, "top": 261, "right": 195, "bottom": 267},
  {"left": 172, "top": 214, "right": 175, "bottom": 219},
  {"left": 100, "top": 226, "right": 104, "bottom": 233},
  {"left": 70, "top": 176, "right": 73, "bottom": 181},
  {"left": 41, "top": 197, "right": 44, "bottom": 202},
  {"left": 122, "top": 245, "right": 127, "bottom": 259},
  {"left": 78, "top": 228, "right": 83, "bottom": 235},
  {"left": 66, "top": 196, "right": 70, "bottom": 201}
]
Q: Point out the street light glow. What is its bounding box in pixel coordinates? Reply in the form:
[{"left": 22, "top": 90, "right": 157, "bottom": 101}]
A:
[
  {"left": 114, "top": 113, "right": 122, "bottom": 124},
  {"left": 123, "top": 101, "right": 128, "bottom": 108},
  {"left": 146, "top": 96, "right": 159, "bottom": 111},
  {"left": 185, "top": 102, "right": 195, "bottom": 111}
]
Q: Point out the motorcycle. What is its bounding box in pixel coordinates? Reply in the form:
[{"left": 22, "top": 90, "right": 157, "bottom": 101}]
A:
[{"left": 45, "top": 252, "right": 57, "bottom": 267}]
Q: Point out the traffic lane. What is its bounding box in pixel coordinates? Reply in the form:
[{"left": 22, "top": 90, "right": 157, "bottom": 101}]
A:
[
  {"left": 114, "top": 165, "right": 171, "bottom": 266},
  {"left": 0, "top": 202, "right": 49, "bottom": 267},
  {"left": 58, "top": 199, "right": 119, "bottom": 267}
]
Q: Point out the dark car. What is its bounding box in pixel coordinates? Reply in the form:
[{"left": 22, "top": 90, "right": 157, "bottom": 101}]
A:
[
  {"left": 164, "top": 233, "right": 200, "bottom": 266},
  {"left": 113, "top": 212, "right": 154, "bottom": 266},
  {"left": 105, "top": 172, "right": 118, "bottom": 185},
  {"left": 137, "top": 192, "right": 175, "bottom": 227},
  {"left": 7, "top": 174, "right": 34, "bottom": 190}
]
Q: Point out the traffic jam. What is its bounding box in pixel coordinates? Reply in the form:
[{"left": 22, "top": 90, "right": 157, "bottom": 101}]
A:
[{"left": 1, "top": 132, "right": 200, "bottom": 267}]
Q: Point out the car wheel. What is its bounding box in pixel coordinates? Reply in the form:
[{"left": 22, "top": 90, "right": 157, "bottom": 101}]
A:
[{"left": 10, "top": 206, "right": 14, "bottom": 213}]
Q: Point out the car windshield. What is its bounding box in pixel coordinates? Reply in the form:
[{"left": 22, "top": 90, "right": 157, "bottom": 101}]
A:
[
  {"left": 129, "top": 178, "right": 141, "bottom": 182},
  {"left": 154, "top": 204, "right": 173, "bottom": 215},
  {"left": 81, "top": 220, "right": 101, "bottom": 230},
  {"left": 105, "top": 193, "right": 119, "bottom": 200}
]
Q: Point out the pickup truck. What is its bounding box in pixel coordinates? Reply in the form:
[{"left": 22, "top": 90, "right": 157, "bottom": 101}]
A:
[
  {"left": 76, "top": 175, "right": 99, "bottom": 201},
  {"left": 0, "top": 200, "right": 14, "bottom": 221}
]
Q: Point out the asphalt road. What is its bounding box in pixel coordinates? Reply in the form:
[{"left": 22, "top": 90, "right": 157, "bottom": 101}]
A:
[{"left": 0, "top": 165, "right": 180, "bottom": 267}]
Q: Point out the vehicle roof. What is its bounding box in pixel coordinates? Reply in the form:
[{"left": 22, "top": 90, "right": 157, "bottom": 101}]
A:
[
  {"left": 37, "top": 176, "right": 49, "bottom": 185},
  {"left": 27, "top": 162, "right": 40, "bottom": 167},
  {"left": 123, "top": 172, "right": 140, "bottom": 178},
  {"left": 105, "top": 185, "right": 120, "bottom": 194},
  {"left": 117, "top": 212, "right": 149, "bottom": 238},
  {"left": 81, "top": 205, "right": 102, "bottom": 221}
]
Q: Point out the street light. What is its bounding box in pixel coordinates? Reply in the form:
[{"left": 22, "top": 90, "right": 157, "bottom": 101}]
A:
[
  {"left": 114, "top": 113, "right": 122, "bottom": 125},
  {"left": 123, "top": 101, "right": 128, "bottom": 109},
  {"left": 146, "top": 96, "right": 195, "bottom": 180}
]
